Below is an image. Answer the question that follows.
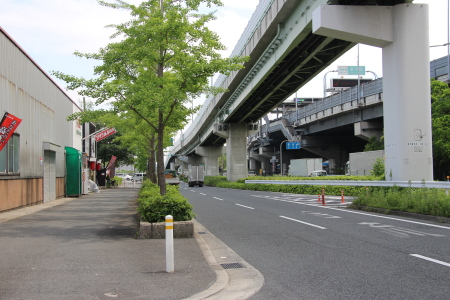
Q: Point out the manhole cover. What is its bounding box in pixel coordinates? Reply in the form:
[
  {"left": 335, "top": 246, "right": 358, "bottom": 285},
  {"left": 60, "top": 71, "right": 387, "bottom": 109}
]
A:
[{"left": 220, "top": 262, "right": 244, "bottom": 269}]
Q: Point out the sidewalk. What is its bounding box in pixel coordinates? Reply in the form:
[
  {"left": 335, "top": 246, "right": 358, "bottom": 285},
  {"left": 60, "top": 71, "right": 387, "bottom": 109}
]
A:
[{"left": 0, "top": 188, "right": 216, "bottom": 300}]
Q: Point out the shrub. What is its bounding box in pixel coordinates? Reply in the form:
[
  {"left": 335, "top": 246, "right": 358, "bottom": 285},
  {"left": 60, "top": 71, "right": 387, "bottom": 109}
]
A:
[
  {"left": 370, "top": 158, "right": 385, "bottom": 179},
  {"left": 353, "top": 186, "right": 450, "bottom": 217},
  {"left": 137, "top": 182, "right": 195, "bottom": 223}
]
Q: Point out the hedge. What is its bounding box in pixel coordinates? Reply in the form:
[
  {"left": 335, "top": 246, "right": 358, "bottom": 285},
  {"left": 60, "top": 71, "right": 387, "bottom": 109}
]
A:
[{"left": 137, "top": 181, "right": 195, "bottom": 223}]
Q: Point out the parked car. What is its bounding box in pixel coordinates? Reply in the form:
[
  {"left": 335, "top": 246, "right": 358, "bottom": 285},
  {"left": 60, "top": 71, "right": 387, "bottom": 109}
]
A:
[
  {"left": 131, "top": 173, "right": 146, "bottom": 182},
  {"left": 116, "top": 173, "right": 132, "bottom": 181}
]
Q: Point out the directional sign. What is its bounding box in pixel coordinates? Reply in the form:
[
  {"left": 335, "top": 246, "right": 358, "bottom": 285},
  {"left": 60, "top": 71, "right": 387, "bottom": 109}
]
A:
[
  {"left": 338, "top": 66, "right": 365, "bottom": 76},
  {"left": 286, "top": 142, "right": 300, "bottom": 150}
]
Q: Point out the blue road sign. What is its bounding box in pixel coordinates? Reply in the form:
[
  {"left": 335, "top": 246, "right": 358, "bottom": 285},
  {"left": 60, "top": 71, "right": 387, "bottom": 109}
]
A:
[{"left": 286, "top": 142, "right": 300, "bottom": 149}]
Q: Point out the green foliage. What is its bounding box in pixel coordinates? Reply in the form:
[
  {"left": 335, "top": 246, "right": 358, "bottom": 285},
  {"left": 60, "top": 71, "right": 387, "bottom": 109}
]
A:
[
  {"left": 54, "top": 0, "right": 249, "bottom": 196},
  {"left": 431, "top": 79, "right": 450, "bottom": 180},
  {"left": 353, "top": 187, "right": 450, "bottom": 217},
  {"left": 370, "top": 158, "right": 385, "bottom": 179},
  {"left": 113, "top": 176, "right": 123, "bottom": 185},
  {"left": 364, "top": 136, "right": 384, "bottom": 151},
  {"left": 137, "top": 181, "right": 195, "bottom": 223}
]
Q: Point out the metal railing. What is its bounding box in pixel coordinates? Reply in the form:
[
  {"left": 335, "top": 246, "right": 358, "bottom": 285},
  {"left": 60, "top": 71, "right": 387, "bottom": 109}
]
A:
[{"left": 245, "top": 179, "right": 450, "bottom": 189}]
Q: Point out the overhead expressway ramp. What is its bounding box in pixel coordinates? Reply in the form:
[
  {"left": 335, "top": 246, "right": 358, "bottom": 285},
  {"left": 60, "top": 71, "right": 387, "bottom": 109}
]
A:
[
  {"left": 167, "top": 0, "right": 415, "bottom": 170},
  {"left": 169, "top": 0, "right": 354, "bottom": 157}
]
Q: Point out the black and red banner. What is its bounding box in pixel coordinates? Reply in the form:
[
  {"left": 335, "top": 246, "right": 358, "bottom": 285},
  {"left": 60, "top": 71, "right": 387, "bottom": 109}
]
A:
[{"left": 0, "top": 112, "right": 22, "bottom": 152}]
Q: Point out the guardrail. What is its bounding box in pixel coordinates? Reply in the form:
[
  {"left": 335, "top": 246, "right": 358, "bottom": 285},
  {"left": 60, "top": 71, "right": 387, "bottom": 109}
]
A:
[{"left": 245, "top": 180, "right": 450, "bottom": 190}]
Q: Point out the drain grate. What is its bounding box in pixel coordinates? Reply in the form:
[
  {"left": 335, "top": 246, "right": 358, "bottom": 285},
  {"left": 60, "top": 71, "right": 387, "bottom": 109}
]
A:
[
  {"left": 198, "top": 232, "right": 207, "bottom": 234},
  {"left": 220, "top": 262, "right": 244, "bottom": 269}
]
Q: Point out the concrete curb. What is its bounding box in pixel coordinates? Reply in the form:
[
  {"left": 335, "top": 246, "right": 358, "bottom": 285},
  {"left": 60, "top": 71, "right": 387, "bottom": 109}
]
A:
[
  {"left": 138, "top": 220, "right": 194, "bottom": 238},
  {"left": 184, "top": 220, "right": 264, "bottom": 300}
]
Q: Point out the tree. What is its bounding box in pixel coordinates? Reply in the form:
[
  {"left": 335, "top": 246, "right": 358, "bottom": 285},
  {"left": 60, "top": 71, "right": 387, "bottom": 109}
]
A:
[
  {"left": 431, "top": 79, "right": 450, "bottom": 180},
  {"left": 364, "top": 136, "right": 384, "bottom": 152},
  {"left": 54, "top": 0, "right": 248, "bottom": 195}
]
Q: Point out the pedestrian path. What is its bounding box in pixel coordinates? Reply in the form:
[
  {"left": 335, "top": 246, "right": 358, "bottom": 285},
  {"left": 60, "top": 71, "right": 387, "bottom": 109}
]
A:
[{"left": 0, "top": 188, "right": 215, "bottom": 300}]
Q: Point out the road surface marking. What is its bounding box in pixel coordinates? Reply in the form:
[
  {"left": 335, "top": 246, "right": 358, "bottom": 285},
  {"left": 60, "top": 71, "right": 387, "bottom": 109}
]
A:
[
  {"left": 359, "top": 222, "right": 445, "bottom": 238},
  {"left": 235, "top": 204, "right": 255, "bottom": 210},
  {"left": 279, "top": 216, "right": 327, "bottom": 229},
  {"left": 325, "top": 207, "right": 450, "bottom": 230},
  {"left": 213, "top": 197, "right": 224, "bottom": 201},
  {"left": 200, "top": 193, "right": 206, "bottom": 195},
  {"left": 303, "top": 211, "right": 341, "bottom": 219},
  {"left": 410, "top": 254, "right": 450, "bottom": 268}
]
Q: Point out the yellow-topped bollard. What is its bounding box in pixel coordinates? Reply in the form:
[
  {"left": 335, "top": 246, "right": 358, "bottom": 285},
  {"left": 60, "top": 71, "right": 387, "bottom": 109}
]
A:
[{"left": 166, "top": 215, "right": 174, "bottom": 273}]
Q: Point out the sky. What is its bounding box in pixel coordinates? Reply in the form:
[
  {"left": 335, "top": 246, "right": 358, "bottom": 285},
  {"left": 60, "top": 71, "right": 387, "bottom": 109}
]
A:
[{"left": 1, "top": 0, "right": 449, "bottom": 123}]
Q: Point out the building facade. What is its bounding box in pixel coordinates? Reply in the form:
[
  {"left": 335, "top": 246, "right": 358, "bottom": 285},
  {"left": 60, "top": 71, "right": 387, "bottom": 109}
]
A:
[{"left": 0, "top": 27, "right": 83, "bottom": 212}]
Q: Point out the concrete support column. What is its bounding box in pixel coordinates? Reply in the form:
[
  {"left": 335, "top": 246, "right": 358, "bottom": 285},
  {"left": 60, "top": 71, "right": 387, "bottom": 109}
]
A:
[
  {"left": 226, "top": 123, "right": 248, "bottom": 182},
  {"left": 382, "top": 5, "right": 433, "bottom": 181},
  {"left": 196, "top": 146, "right": 224, "bottom": 176},
  {"left": 181, "top": 161, "right": 189, "bottom": 176},
  {"left": 186, "top": 156, "right": 203, "bottom": 166},
  {"left": 313, "top": 4, "right": 433, "bottom": 181}
]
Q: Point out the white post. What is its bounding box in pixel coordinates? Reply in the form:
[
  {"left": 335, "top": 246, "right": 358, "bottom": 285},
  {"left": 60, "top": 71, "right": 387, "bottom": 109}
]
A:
[{"left": 165, "top": 215, "right": 174, "bottom": 273}]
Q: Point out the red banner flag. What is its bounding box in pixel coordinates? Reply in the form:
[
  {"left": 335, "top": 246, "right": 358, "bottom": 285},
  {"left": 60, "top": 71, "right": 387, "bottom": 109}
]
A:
[
  {"left": 106, "top": 155, "right": 117, "bottom": 170},
  {"left": 0, "top": 112, "right": 22, "bottom": 152}
]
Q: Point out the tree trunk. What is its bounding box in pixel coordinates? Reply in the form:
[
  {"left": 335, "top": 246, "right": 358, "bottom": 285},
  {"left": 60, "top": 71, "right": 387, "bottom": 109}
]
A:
[
  {"left": 157, "top": 109, "right": 166, "bottom": 195},
  {"left": 148, "top": 133, "right": 157, "bottom": 184}
]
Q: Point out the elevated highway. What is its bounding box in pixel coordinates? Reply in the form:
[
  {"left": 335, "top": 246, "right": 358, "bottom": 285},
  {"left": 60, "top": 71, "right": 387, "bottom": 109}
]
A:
[{"left": 168, "top": 0, "right": 432, "bottom": 182}]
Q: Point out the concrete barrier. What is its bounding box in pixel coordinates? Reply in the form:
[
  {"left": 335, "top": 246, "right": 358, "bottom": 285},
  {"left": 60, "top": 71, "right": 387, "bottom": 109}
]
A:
[{"left": 139, "top": 220, "right": 194, "bottom": 239}]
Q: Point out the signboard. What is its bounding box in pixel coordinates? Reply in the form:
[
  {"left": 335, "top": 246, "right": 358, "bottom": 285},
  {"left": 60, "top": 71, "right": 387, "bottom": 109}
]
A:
[
  {"left": 0, "top": 112, "right": 22, "bottom": 152},
  {"left": 338, "top": 66, "right": 365, "bottom": 75},
  {"left": 331, "top": 78, "right": 372, "bottom": 89},
  {"left": 286, "top": 142, "right": 300, "bottom": 150},
  {"left": 95, "top": 127, "right": 116, "bottom": 142}
]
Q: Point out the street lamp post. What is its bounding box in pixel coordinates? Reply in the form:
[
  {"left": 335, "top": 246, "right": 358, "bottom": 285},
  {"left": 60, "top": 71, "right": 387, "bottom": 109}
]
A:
[{"left": 323, "top": 70, "right": 337, "bottom": 98}]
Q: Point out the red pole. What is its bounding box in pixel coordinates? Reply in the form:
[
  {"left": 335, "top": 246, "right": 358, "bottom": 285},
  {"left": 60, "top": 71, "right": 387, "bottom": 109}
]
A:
[{"left": 341, "top": 190, "right": 345, "bottom": 203}]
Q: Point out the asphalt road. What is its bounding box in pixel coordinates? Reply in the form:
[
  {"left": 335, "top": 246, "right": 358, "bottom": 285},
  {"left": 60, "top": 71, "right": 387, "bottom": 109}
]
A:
[{"left": 180, "top": 183, "right": 450, "bottom": 300}]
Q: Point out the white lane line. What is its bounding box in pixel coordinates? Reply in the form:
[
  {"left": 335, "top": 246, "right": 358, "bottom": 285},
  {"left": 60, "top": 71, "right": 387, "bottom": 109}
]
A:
[
  {"left": 410, "top": 254, "right": 450, "bottom": 268},
  {"left": 235, "top": 204, "right": 255, "bottom": 210},
  {"left": 190, "top": 190, "right": 196, "bottom": 192},
  {"left": 200, "top": 193, "right": 206, "bottom": 196},
  {"left": 279, "top": 216, "right": 327, "bottom": 230},
  {"left": 324, "top": 206, "right": 450, "bottom": 230},
  {"left": 213, "top": 197, "right": 224, "bottom": 201}
]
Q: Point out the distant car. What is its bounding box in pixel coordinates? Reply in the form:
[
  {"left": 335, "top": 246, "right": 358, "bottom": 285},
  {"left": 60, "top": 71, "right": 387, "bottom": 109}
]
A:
[
  {"left": 248, "top": 170, "right": 256, "bottom": 176},
  {"left": 309, "top": 170, "right": 327, "bottom": 177},
  {"left": 131, "top": 173, "right": 146, "bottom": 182},
  {"left": 116, "top": 173, "right": 132, "bottom": 181}
]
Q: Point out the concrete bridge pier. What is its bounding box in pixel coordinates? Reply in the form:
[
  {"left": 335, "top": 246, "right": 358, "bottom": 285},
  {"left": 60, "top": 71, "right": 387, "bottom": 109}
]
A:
[
  {"left": 196, "top": 146, "right": 224, "bottom": 176},
  {"left": 227, "top": 123, "right": 251, "bottom": 182},
  {"left": 313, "top": 3, "right": 433, "bottom": 181}
]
